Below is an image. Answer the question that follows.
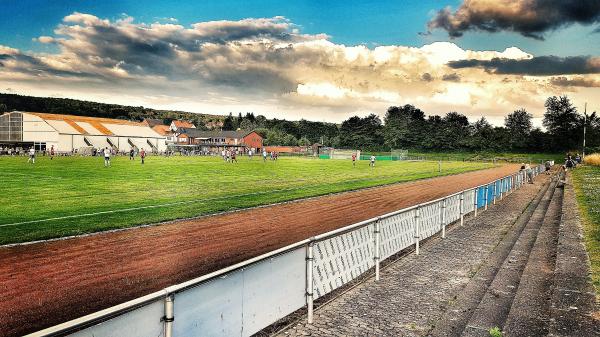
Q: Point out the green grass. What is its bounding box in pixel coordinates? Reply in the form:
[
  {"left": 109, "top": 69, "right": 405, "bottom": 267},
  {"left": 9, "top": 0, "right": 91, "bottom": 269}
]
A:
[
  {"left": 361, "top": 151, "right": 562, "bottom": 163},
  {"left": 0, "top": 155, "right": 493, "bottom": 245},
  {"left": 572, "top": 165, "right": 600, "bottom": 296}
]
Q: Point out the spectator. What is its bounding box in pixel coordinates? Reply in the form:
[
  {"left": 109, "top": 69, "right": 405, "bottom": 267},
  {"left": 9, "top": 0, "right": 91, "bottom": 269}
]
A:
[{"left": 140, "top": 148, "right": 146, "bottom": 164}]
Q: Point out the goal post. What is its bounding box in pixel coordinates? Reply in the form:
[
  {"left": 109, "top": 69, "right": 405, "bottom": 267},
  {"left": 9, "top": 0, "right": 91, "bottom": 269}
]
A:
[
  {"left": 329, "top": 148, "right": 360, "bottom": 160},
  {"left": 391, "top": 149, "right": 408, "bottom": 161}
]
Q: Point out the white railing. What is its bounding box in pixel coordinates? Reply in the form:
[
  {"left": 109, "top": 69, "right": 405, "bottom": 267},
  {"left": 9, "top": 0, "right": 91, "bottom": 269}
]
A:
[{"left": 28, "top": 165, "right": 544, "bottom": 337}]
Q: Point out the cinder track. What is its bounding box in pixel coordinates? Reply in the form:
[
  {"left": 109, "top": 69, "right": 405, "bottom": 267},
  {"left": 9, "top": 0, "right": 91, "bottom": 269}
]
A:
[{"left": 0, "top": 165, "right": 518, "bottom": 337}]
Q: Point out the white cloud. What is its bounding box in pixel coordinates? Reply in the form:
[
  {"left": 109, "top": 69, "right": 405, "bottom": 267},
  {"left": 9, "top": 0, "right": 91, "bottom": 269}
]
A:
[{"left": 0, "top": 13, "right": 596, "bottom": 123}]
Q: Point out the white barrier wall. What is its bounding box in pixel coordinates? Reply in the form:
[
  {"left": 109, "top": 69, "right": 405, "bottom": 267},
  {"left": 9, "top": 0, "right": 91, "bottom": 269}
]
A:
[{"left": 29, "top": 165, "right": 545, "bottom": 337}]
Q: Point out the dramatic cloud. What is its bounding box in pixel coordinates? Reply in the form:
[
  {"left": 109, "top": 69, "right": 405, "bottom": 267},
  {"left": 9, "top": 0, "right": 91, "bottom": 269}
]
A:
[
  {"left": 448, "top": 56, "right": 600, "bottom": 75},
  {"left": 442, "top": 73, "right": 461, "bottom": 82},
  {"left": 0, "top": 13, "right": 597, "bottom": 123},
  {"left": 550, "top": 76, "right": 600, "bottom": 87},
  {"left": 429, "top": 0, "right": 600, "bottom": 40}
]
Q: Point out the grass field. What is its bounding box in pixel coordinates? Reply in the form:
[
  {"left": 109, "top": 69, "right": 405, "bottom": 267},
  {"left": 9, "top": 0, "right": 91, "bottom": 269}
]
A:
[
  {"left": 362, "top": 151, "right": 562, "bottom": 163},
  {"left": 0, "top": 155, "right": 493, "bottom": 245},
  {"left": 572, "top": 165, "right": 600, "bottom": 296}
]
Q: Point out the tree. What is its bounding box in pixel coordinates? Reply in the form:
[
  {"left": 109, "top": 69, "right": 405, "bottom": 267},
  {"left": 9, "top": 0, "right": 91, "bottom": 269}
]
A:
[
  {"left": 543, "top": 96, "right": 581, "bottom": 150},
  {"left": 338, "top": 114, "right": 384, "bottom": 151},
  {"left": 239, "top": 119, "right": 257, "bottom": 131},
  {"left": 504, "top": 108, "right": 532, "bottom": 150},
  {"left": 383, "top": 105, "right": 426, "bottom": 149},
  {"left": 222, "top": 113, "right": 236, "bottom": 130}
]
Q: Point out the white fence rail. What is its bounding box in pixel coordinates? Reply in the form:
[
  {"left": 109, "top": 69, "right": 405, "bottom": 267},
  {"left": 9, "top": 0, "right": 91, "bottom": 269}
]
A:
[{"left": 29, "top": 165, "right": 544, "bottom": 337}]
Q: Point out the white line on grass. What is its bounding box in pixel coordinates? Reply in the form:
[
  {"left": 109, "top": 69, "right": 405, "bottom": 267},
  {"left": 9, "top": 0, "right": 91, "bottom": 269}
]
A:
[{"left": 0, "top": 166, "right": 491, "bottom": 229}]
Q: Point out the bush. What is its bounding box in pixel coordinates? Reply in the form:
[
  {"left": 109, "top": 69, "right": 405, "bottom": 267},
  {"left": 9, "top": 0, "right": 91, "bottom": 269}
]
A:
[
  {"left": 584, "top": 153, "right": 600, "bottom": 166},
  {"left": 489, "top": 327, "right": 502, "bottom": 337}
]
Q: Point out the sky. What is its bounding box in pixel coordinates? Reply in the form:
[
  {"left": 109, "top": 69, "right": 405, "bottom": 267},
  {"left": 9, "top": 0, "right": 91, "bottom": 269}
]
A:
[{"left": 1, "top": 0, "right": 599, "bottom": 126}]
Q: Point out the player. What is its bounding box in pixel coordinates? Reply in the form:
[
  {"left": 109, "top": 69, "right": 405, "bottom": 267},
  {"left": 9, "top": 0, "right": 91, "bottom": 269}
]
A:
[
  {"left": 140, "top": 148, "right": 146, "bottom": 164},
  {"left": 129, "top": 147, "right": 135, "bottom": 160},
  {"left": 103, "top": 147, "right": 111, "bottom": 167},
  {"left": 263, "top": 149, "right": 267, "bottom": 162},
  {"left": 27, "top": 147, "right": 35, "bottom": 164},
  {"left": 351, "top": 153, "right": 357, "bottom": 167},
  {"left": 248, "top": 149, "right": 253, "bottom": 160},
  {"left": 369, "top": 155, "right": 376, "bottom": 168},
  {"left": 231, "top": 150, "right": 237, "bottom": 163},
  {"left": 49, "top": 145, "right": 55, "bottom": 160}
]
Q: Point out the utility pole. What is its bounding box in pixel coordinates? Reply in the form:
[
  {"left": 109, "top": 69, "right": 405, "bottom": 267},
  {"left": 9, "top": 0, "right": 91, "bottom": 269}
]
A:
[{"left": 583, "top": 102, "right": 587, "bottom": 158}]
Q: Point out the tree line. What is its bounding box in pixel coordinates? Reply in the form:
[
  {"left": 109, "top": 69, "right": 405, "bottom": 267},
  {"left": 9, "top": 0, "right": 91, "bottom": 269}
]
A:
[{"left": 1, "top": 93, "right": 598, "bottom": 153}]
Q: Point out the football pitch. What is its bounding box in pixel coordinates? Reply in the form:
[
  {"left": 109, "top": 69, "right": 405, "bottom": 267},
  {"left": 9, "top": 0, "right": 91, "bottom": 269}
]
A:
[{"left": 0, "top": 155, "right": 493, "bottom": 245}]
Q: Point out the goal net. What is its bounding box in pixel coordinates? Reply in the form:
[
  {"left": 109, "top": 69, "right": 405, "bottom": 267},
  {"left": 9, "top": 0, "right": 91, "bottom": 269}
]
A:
[
  {"left": 329, "top": 148, "right": 360, "bottom": 160},
  {"left": 391, "top": 149, "right": 409, "bottom": 161}
]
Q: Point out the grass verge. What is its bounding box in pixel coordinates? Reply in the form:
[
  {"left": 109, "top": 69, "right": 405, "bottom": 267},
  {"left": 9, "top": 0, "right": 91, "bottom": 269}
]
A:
[{"left": 571, "top": 165, "right": 600, "bottom": 296}]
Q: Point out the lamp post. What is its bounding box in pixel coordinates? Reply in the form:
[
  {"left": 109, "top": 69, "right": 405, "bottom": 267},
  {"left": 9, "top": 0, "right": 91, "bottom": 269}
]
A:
[{"left": 583, "top": 102, "right": 587, "bottom": 159}]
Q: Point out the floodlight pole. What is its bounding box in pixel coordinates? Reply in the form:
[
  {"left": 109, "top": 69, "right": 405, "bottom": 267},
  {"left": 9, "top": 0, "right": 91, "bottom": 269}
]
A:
[{"left": 583, "top": 102, "right": 587, "bottom": 158}]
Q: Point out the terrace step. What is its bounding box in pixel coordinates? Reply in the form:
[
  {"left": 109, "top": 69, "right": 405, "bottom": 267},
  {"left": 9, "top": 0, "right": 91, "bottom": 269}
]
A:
[
  {"left": 459, "top": 177, "right": 558, "bottom": 337},
  {"left": 548, "top": 173, "right": 600, "bottom": 336},
  {"left": 502, "top": 177, "right": 562, "bottom": 336},
  {"left": 429, "top": 175, "right": 555, "bottom": 337}
]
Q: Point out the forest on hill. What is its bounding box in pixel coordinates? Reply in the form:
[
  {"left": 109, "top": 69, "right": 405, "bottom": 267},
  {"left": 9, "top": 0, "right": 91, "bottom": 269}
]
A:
[{"left": 1, "top": 93, "right": 598, "bottom": 153}]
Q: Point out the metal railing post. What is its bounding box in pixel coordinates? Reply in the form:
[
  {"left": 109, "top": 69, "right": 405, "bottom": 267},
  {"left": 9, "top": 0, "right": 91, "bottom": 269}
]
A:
[
  {"left": 459, "top": 192, "right": 464, "bottom": 226},
  {"left": 474, "top": 188, "right": 478, "bottom": 217},
  {"left": 493, "top": 181, "right": 497, "bottom": 205},
  {"left": 374, "top": 220, "right": 381, "bottom": 281},
  {"left": 500, "top": 179, "right": 504, "bottom": 200},
  {"left": 441, "top": 199, "right": 447, "bottom": 238},
  {"left": 414, "top": 207, "right": 420, "bottom": 255},
  {"left": 306, "top": 240, "right": 314, "bottom": 324},
  {"left": 484, "top": 185, "right": 488, "bottom": 210},
  {"left": 163, "top": 294, "right": 174, "bottom": 337}
]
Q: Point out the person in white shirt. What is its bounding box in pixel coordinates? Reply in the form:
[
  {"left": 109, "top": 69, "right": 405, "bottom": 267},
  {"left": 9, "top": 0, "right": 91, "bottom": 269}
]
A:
[
  {"left": 27, "top": 147, "right": 35, "bottom": 164},
  {"left": 370, "top": 155, "right": 376, "bottom": 167},
  {"left": 248, "top": 149, "right": 253, "bottom": 160},
  {"left": 104, "top": 147, "right": 111, "bottom": 167},
  {"left": 262, "top": 150, "right": 267, "bottom": 162}
]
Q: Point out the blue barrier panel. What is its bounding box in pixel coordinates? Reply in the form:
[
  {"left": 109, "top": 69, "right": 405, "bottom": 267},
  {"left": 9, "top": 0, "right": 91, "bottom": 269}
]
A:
[
  {"left": 476, "top": 186, "right": 486, "bottom": 208},
  {"left": 487, "top": 184, "right": 495, "bottom": 204}
]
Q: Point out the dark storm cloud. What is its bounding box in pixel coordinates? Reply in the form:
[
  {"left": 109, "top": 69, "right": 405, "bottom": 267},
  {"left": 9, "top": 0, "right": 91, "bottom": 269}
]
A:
[
  {"left": 550, "top": 76, "right": 600, "bottom": 87},
  {"left": 428, "top": 0, "right": 600, "bottom": 40},
  {"left": 448, "top": 56, "right": 600, "bottom": 75},
  {"left": 442, "top": 73, "right": 461, "bottom": 82}
]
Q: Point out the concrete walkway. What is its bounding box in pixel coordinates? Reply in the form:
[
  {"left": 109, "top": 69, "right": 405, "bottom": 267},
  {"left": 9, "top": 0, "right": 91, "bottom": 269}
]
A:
[{"left": 277, "top": 173, "right": 599, "bottom": 336}]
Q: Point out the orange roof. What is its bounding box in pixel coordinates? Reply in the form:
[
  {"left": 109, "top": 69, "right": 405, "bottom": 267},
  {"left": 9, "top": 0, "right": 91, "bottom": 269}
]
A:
[
  {"left": 89, "top": 121, "right": 114, "bottom": 136},
  {"left": 29, "top": 112, "right": 145, "bottom": 127},
  {"left": 172, "top": 120, "right": 195, "bottom": 128},
  {"left": 152, "top": 125, "right": 172, "bottom": 136},
  {"left": 63, "top": 119, "right": 89, "bottom": 135}
]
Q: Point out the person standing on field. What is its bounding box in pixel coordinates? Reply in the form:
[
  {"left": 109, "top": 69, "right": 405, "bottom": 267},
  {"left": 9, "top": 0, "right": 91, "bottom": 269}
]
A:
[
  {"left": 129, "top": 148, "right": 135, "bottom": 160},
  {"left": 27, "top": 147, "right": 35, "bottom": 164},
  {"left": 50, "top": 145, "right": 55, "bottom": 160},
  {"left": 263, "top": 149, "right": 267, "bottom": 162},
  {"left": 351, "top": 153, "right": 357, "bottom": 167},
  {"left": 248, "top": 149, "right": 253, "bottom": 160},
  {"left": 370, "top": 155, "right": 376, "bottom": 168},
  {"left": 140, "top": 148, "right": 146, "bottom": 164},
  {"left": 103, "top": 147, "right": 111, "bottom": 167}
]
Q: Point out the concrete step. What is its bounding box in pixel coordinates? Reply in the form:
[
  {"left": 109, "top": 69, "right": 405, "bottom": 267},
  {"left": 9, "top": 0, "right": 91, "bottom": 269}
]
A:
[
  {"left": 459, "top": 177, "right": 558, "bottom": 337},
  {"left": 548, "top": 173, "right": 600, "bottom": 336},
  {"left": 428, "top": 175, "right": 554, "bottom": 337},
  {"left": 502, "top": 180, "right": 562, "bottom": 336}
]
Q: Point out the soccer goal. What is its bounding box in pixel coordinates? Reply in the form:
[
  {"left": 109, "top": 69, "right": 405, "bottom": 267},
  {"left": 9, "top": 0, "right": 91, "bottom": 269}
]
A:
[
  {"left": 391, "top": 149, "right": 409, "bottom": 161},
  {"left": 329, "top": 148, "right": 360, "bottom": 160}
]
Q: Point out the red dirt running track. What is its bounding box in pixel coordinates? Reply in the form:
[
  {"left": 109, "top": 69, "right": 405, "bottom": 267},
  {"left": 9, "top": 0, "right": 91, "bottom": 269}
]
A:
[{"left": 0, "top": 165, "right": 518, "bottom": 336}]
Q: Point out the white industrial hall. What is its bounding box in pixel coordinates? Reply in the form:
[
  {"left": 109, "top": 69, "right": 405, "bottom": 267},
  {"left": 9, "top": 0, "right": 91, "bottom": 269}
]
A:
[{"left": 0, "top": 111, "right": 168, "bottom": 153}]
